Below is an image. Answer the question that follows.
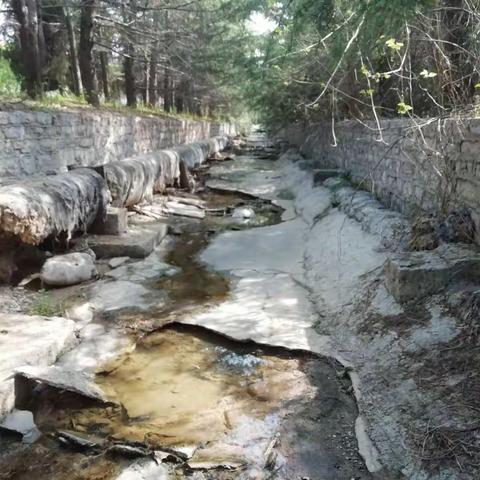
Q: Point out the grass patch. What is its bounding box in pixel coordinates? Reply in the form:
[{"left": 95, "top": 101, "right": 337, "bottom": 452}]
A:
[
  {"left": 29, "top": 290, "right": 64, "bottom": 317},
  {"left": 0, "top": 91, "right": 222, "bottom": 123}
]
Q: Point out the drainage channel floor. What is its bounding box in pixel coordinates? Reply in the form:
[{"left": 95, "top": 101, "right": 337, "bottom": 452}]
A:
[{"left": 0, "top": 149, "right": 371, "bottom": 480}]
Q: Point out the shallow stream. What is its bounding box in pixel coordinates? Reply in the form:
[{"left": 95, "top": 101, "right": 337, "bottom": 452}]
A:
[{"left": 0, "top": 141, "right": 371, "bottom": 480}]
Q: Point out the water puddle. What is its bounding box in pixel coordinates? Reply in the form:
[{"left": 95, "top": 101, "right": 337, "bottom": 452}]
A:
[{"left": 3, "top": 325, "right": 367, "bottom": 479}]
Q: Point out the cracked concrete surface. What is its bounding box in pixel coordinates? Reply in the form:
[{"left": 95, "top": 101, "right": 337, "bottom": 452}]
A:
[
  {"left": 182, "top": 151, "right": 473, "bottom": 479},
  {"left": 2, "top": 147, "right": 474, "bottom": 480},
  {"left": 184, "top": 154, "right": 388, "bottom": 475}
]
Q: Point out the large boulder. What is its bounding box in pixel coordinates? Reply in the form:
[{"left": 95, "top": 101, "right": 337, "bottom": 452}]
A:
[{"left": 41, "top": 252, "right": 97, "bottom": 287}]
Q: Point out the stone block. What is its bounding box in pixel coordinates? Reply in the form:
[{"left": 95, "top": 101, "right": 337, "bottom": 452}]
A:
[
  {"left": 90, "top": 207, "right": 128, "bottom": 235},
  {"left": 3, "top": 126, "right": 24, "bottom": 140},
  {"left": 385, "top": 244, "right": 480, "bottom": 303},
  {"left": 87, "top": 221, "right": 168, "bottom": 258}
]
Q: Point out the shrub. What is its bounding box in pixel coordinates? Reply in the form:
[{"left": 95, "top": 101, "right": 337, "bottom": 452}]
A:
[{"left": 0, "top": 56, "right": 21, "bottom": 97}]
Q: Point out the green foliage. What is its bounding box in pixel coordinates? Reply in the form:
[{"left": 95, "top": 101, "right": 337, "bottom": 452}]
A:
[
  {"left": 385, "top": 38, "right": 404, "bottom": 51},
  {"left": 397, "top": 102, "right": 413, "bottom": 115},
  {"left": 0, "top": 55, "right": 22, "bottom": 97},
  {"left": 238, "top": 0, "right": 474, "bottom": 129}
]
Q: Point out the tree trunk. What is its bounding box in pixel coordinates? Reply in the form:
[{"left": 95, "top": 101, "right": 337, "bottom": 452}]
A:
[
  {"left": 62, "top": 4, "right": 82, "bottom": 96},
  {"left": 162, "top": 10, "right": 173, "bottom": 112},
  {"left": 79, "top": 0, "right": 99, "bottom": 106},
  {"left": 99, "top": 50, "right": 109, "bottom": 101},
  {"left": 123, "top": 43, "right": 136, "bottom": 107},
  {"left": 174, "top": 80, "right": 184, "bottom": 113},
  {"left": 441, "top": 0, "right": 472, "bottom": 102},
  {"left": 148, "top": 49, "right": 157, "bottom": 107},
  {"left": 142, "top": 53, "right": 149, "bottom": 105},
  {"left": 11, "top": 0, "right": 45, "bottom": 97},
  {"left": 164, "top": 71, "right": 173, "bottom": 112}
]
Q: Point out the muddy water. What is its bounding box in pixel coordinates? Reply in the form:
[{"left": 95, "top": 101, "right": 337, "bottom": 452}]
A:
[
  {"left": 0, "top": 146, "right": 370, "bottom": 480},
  {"left": 3, "top": 325, "right": 366, "bottom": 479}
]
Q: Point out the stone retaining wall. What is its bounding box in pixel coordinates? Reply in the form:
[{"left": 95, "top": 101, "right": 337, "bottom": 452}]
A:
[
  {"left": 278, "top": 117, "right": 480, "bottom": 241},
  {"left": 0, "top": 107, "right": 235, "bottom": 177}
]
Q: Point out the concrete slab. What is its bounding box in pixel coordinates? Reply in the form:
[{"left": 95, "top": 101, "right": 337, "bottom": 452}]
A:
[
  {"left": 14, "top": 365, "right": 111, "bottom": 405},
  {"left": 91, "top": 207, "right": 128, "bottom": 235},
  {"left": 0, "top": 314, "right": 77, "bottom": 418},
  {"left": 87, "top": 221, "right": 169, "bottom": 258}
]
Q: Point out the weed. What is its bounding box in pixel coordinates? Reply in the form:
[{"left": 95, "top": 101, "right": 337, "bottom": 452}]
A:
[{"left": 29, "top": 290, "right": 63, "bottom": 317}]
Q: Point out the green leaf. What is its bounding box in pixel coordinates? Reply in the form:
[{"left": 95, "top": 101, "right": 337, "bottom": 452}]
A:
[
  {"left": 420, "top": 69, "right": 437, "bottom": 78},
  {"left": 360, "top": 88, "right": 375, "bottom": 97},
  {"left": 385, "top": 38, "right": 404, "bottom": 51},
  {"left": 475, "top": 83, "right": 480, "bottom": 89},
  {"left": 397, "top": 102, "right": 413, "bottom": 115},
  {"left": 360, "top": 65, "right": 371, "bottom": 78}
]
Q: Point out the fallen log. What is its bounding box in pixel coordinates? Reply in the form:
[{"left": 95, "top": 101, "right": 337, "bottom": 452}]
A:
[{"left": 0, "top": 168, "right": 109, "bottom": 245}]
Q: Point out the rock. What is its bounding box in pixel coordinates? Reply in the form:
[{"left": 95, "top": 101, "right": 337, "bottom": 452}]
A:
[
  {"left": 115, "top": 459, "right": 170, "bottom": 480},
  {"left": 14, "top": 365, "right": 112, "bottom": 405},
  {"left": 0, "top": 409, "right": 41, "bottom": 444},
  {"left": 0, "top": 239, "right": 17, "bottom": 283},
  {"left": 107, "top": 443, "right": 151, "bottom": 458},
  {"left": 64, "top": 302, "right": 94, "bottom": 325},
  {"left": 56, "top": 430, "right": 100, "bottom": 451},
  {"left": 0, "top": 314, "right": 76, "bottom": 418},
  {"left": 70, "top": 237, "right": 96, "bottom": 258},
  {"left": 328, "top": 183, "right": 411, "bottom": 251},
  {"left": 385, "top": 244, "right": 480, "bottom": 303},
  {"left": 89, "top": 280, "right": 164, "bottom": 312},
  {"left": 409, "top": 216, "right": 438, "bottom": 251},
  {"left": 88, "top": 222, "right": 168, "bottom": 259},
  {"left": 108, "top": 257, "right": 130, "bottom": 269},
  {"left": 438, "top": 207, "right": 475, "bottom": 244},
  {"left": 187, "top": 443, "right": 246, "bottom": 470},
  {"left": 40, "top": 252, "right": 97, "bottom": 287},
  {"left": 232, "top": 207, "right": 255, "bottom": 219},
  {"left": 355, "top": 416, "right": 382, "bottom": 473},
  {"left": 312, "top": 169, "right": 343, "bottom": 184},
  {"left": 105, "top": 257, "right": 179, "bottom": 282}
]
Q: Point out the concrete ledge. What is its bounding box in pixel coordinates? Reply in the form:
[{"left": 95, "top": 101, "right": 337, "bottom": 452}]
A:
[
  {"left": 324, "top": 178, "right": 411, "bottom": 251},
  {"left": 87, "top": 221, "right": 168, "bottom": 258},
  {"left": 385, "top": 244, "right": 480, "bottom": 302}
]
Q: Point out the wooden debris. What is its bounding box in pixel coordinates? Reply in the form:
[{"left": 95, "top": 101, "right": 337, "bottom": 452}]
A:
[
  {"left": 167, "top": 195, "right": 206, "bottom": 209},
  {"left": 264, "top": 433, "right": 280, "bottom": 470},
  {"left": 164, "top": 201, "right": 205, "bottom": 219}
]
